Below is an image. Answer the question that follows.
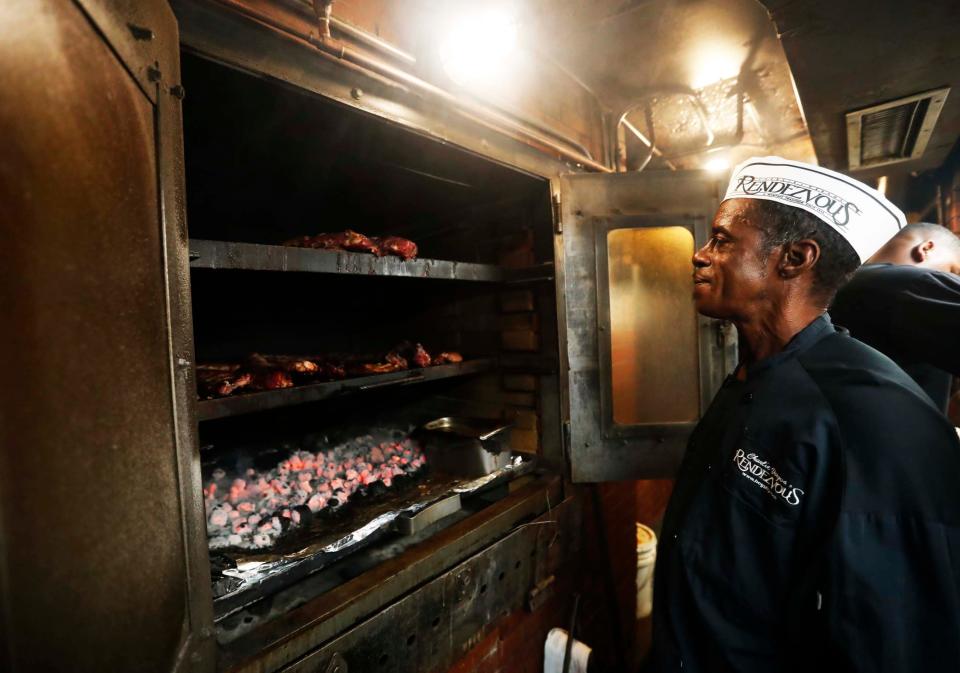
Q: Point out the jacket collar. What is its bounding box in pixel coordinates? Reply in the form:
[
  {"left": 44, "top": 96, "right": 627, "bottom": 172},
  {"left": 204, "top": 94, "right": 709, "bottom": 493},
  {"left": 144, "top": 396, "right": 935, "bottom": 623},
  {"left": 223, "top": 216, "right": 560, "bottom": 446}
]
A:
[{"left": 738, "top": 312, "right": 836, "bottom": 380}]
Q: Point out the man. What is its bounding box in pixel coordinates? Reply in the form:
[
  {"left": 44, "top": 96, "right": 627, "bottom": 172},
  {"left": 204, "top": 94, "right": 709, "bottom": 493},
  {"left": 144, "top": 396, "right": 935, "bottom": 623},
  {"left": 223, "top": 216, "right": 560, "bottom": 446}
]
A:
[
  {"left": 831, "top": 222, "right": 960, "bottom": 412},
  {"left": 650, "top": 157, "right": 960, "bottom": 672}
]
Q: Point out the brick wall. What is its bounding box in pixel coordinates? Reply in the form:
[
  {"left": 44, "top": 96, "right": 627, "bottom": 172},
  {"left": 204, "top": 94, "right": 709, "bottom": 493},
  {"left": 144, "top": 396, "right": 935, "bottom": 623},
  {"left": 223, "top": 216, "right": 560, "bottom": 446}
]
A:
[{"left": 442, "top": 480, "right": 673, "bottom": 673}]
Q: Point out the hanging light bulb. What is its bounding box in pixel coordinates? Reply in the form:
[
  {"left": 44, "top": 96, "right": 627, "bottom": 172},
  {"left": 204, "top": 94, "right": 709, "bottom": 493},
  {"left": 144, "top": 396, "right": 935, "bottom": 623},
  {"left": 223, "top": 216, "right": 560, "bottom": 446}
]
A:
[
  {"left": 438, "top": 7, "right": 519, "bottom": 88},
  {"left": 704, "top": 156, "right": 731, "bottom": 173}
]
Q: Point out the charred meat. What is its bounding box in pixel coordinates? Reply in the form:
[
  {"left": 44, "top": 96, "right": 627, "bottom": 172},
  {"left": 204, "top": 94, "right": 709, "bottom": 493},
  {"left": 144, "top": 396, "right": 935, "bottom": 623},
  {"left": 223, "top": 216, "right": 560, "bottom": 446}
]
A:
[
  {"left": 197, "top": 364, "right": 254, "bottom": 397},
  {"left": 373, "top": 236, "right": 418, "bottom": 260},
  {"left": 283, "top": 230, "right": 416, "bottom": 259},
  {"left": 392, "top": 341, "right": 432, "bottom": 368},
  {"left": 197, "top": 343, "right": 463, "bottom": 398}
]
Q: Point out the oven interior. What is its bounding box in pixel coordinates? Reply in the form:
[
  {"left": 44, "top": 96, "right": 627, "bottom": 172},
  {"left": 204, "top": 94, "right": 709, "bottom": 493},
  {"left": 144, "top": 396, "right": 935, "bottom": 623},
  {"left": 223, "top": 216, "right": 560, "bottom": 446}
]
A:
[{"left": 180, "top": 51, "right": 561, "bottom": 637}]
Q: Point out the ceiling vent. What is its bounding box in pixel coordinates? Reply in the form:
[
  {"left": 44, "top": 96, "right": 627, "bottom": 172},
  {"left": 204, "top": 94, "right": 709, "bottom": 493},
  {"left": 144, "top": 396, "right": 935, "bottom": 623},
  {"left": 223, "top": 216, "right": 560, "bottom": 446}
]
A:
[{"left": 846, "top": 87, "right": 949, "bottom": 170}]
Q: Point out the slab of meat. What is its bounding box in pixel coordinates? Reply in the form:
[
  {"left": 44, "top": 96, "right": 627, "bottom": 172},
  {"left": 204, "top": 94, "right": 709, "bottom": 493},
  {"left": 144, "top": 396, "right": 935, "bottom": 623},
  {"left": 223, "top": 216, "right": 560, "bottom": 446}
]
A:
[
  {"left": 345, "top": 347, "right": 410, "bottom": 376},
  {"left": 218, "top": 371, "right": 253, "bottom": 394},
  {"left": 252, "top": 369, "right": 294, "bottom": 390},
  {"left": 261, "top": 355, "right": 321, "bottom": 379},
  {"left": 347, "top": 360, "right": 407, "bottom": 376},
  {"left": 295, "top": 355, "right": 349, "bottom": 381},
  {"left": 197, "top": 345, "right": 466, "bottom": 398},
  {"left": 286, "top": 359, "right": 319, "bottom": 375},
  {"left": 283, "top": 230, "right": 417, "bottom": 259},
  {"left": 374, "top": 236, "right": 418, "bottom": 260},
  {"left": 392, "top": 341, "right": 432, "bottom": 368},
  {"left": 385, "top": 350, "right": 409, "bottom": 369},
  {"left": 339, "top": 230, "right": 381, "bottom": 254},
  {"left": 245, "top": 354, "right": 295, "bottom": 390},
  {"left": 432, "top": 352, "right": 464, "bottom": 365},
  {"left": 197, "top": 356, "right": 293, "bottom": 398},
  {"left": 300, "top": 230, "right": 380, "bottom": 255},
  {"left": 204, "top": 434, "right": 428, "bottom": 549},
  {"left": 197, "top": 365, "right": 254, "bottom": 398}
]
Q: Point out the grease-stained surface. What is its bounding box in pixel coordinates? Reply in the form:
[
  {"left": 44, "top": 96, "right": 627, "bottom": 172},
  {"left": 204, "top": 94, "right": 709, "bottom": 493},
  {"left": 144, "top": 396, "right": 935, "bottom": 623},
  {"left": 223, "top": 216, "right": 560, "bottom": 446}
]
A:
[{"left": 0, "top": 1, "right": 190, "bottom": 672}]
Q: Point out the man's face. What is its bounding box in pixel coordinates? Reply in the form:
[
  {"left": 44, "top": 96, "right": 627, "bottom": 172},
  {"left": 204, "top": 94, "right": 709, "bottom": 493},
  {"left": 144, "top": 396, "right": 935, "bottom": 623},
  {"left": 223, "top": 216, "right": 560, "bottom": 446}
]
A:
[{"left": 692, "top": 199, "right": 779, "bottom": 319}]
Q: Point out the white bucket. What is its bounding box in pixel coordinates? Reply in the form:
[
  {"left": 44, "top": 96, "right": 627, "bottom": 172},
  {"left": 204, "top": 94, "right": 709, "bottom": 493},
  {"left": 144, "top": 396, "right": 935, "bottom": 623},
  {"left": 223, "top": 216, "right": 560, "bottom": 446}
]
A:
[
  {"left": 636, "top": 523, "right": 658, "bottom": 618},
  {"left": 544, "top": 628, "right": 592, "bottom": 673}
]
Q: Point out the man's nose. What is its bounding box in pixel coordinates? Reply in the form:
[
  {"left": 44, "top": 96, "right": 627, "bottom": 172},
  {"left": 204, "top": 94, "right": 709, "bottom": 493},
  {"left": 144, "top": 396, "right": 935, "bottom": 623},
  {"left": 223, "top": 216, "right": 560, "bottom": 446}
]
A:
[{"left": 692, "top": 244, "right": 711, "bottom": 268}]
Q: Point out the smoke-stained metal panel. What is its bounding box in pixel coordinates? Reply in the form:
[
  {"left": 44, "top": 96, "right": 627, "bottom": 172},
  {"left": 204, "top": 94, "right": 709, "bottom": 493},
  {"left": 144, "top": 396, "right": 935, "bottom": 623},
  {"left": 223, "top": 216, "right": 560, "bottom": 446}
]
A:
[
  {"left": 217, "top": 478, "right": 565, "bottom": 673},
  {"left": 761, "top": 0, "right": 960, "bottom": 179},
  {"left": 170, "top": 0, "right": 581, "bottom": 182},
  {"left": 0, "top": 1, "right": 213, "bottom": 671},
  {"left": 275, "top": 495, "right": 580, "bottom": 673},
  {"left": 553, "top": 171, "right": 729, "bottom": 481}
]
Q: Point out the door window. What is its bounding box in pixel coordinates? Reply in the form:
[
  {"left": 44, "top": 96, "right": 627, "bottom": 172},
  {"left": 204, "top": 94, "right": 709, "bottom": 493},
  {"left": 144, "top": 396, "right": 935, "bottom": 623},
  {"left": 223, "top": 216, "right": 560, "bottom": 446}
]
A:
[{"left": 606, "top": 226, "right": 699, "bottom": 425}]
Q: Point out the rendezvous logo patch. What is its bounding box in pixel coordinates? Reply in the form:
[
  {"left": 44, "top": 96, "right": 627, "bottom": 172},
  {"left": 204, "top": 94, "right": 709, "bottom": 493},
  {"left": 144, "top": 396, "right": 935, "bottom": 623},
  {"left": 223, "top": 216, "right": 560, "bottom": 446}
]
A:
[{"left": 732, "top": 449, "right": 804, "bottom": 507}]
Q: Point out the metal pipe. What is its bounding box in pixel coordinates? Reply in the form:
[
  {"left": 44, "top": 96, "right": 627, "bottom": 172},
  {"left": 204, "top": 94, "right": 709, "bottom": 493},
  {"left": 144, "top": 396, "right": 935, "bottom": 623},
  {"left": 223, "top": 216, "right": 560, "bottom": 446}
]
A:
[
  {"left": 298, "top": 0, "right": 417, "bottom": 64},
  {"left": 618, "top": 83, "right": 755, "bottom": 169},
  {"left": 620, "top": 117, "right": 677, "bottom": 170},
  {"left": 310, "top": 1, "right": 587, "bottom": 158},
  {"left": 318, "top": 38, "right": 609, "bottom": 170},
  {"left": 698, "top": 99, "right": 716, "bottom": 147},
  {"left": 312, "top": 0, "right": 332, "bottom": 39},
  {"left": 635, "top": 102, "right": 656, "bottom": 172},
  {"left": 330, "top": 17, "right": 416, "bottom": 66},
  {"left": 219, "top": 0, "right": 611, "bottom": 172}
]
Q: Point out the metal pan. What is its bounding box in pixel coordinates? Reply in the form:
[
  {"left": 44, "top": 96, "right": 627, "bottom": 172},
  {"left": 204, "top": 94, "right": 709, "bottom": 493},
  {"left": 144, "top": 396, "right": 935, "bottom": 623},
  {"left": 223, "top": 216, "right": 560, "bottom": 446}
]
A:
[{"left": 417, "top": 417, "right": 514, "bottom": 478}]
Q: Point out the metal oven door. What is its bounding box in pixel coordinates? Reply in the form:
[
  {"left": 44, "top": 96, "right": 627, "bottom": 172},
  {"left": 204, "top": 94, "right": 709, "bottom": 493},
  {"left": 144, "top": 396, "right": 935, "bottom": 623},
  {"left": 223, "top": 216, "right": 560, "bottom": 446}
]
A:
[
  {"left": 553, "top": 171, "right": 735, "bottom": 481},
  {"left": 0, "top": 2, "right": 212, "bottom": 672}
]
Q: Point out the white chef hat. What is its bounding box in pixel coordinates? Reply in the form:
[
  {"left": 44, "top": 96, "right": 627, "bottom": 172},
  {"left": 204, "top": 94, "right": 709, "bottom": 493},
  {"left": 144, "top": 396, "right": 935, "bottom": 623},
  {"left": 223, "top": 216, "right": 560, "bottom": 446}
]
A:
[{"left": 722, "top": 156, "right": 906, "bottom": 262}]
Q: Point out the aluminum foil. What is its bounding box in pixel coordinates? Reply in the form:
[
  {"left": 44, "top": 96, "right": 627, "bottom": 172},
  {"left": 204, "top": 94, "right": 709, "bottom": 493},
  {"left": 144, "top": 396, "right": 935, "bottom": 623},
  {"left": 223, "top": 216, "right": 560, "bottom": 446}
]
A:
[{"left": 215, "top": 453, "right": 533, "bottom": 600}]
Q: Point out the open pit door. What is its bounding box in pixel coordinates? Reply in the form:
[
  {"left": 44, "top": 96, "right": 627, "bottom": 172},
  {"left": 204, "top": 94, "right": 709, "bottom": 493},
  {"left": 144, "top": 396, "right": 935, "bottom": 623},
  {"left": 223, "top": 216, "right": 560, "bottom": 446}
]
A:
[
  {"left": 553, "top": 171, "right": 736, "bottom": 482},
  {"left": 0, "top": 2, "right": 212, "bottom": 672}
]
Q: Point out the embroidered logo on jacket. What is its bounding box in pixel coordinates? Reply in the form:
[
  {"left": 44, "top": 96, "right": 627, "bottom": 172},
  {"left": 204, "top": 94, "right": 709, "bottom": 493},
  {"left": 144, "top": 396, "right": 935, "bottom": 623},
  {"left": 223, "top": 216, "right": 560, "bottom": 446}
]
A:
[{"left": 732, "top": 449, "right": 805, "bottom": 507}]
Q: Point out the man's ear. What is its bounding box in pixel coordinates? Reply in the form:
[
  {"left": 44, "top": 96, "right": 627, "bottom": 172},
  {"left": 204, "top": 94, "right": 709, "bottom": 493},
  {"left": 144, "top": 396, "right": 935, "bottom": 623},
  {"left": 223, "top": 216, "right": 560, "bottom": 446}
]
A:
[
  {"left": 912, "top": 240, "right": 935, "bottom": 262},
  {"left": 778, "top": 239, "right": 820, "bottom": 279}
]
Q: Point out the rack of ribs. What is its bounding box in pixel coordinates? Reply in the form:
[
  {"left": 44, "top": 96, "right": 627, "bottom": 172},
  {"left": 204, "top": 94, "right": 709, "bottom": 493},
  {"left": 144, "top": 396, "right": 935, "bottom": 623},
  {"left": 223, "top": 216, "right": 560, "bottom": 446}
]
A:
[
  {"left": 197, "top": 344, "right": 465, "bottom": 398},
  {"left": 283, "top": 230, "right": 417, "bottom": 259},
  {"left": 373, "top": 236, "right": 418, "bottom": 260},
  {"left": 391, "top": 341, "right": 432, "bottom": 368}
]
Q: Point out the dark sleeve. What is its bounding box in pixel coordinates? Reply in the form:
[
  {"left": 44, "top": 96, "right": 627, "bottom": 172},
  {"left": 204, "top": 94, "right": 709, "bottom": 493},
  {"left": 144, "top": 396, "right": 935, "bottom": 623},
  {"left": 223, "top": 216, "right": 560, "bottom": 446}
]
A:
[
  {"left": 891, "top": 271, "right": 960, "bottom": 375},
  {"left": 816, "top": 365, "right": 960, "bottom": 671},
  {"left": 825, "top": 511, "right": 960, "bottom": 671}
]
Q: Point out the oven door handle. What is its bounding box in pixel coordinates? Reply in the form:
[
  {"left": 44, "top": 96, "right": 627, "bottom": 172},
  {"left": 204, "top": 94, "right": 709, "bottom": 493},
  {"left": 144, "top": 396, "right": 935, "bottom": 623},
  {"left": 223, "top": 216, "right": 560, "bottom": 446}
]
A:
[{"left": 355, "top": 371, "right": 425, "bottom": 391}]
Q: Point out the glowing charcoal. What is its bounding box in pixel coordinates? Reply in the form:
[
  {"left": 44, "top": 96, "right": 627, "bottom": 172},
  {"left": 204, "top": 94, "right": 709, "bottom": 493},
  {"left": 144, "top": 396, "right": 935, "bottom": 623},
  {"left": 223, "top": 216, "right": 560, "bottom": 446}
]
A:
[{"left": 203, "top": 431, "right": 427, "bottom": 549}]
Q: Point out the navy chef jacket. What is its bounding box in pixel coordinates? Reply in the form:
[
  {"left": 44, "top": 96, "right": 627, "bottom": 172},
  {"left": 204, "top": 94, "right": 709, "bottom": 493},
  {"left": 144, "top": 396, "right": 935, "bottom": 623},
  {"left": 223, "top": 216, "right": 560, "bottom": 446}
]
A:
[
  {"left": 830, "top": 263, "right": 960, "bottom": 412},
  {"left": 651, "top": 314, "right": 960, "bottom": 672}
]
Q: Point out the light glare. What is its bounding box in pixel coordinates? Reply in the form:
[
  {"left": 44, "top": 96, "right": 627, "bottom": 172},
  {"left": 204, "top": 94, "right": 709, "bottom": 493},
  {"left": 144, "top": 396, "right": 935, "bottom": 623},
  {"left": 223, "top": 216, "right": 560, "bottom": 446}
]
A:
[
  {"left": 705, "top": 157, "right": 730, "bottom": 172},
  {"left": 439, "top": 8, "right": 518, "bottom": 87},
  {"left": 690, "top": 43, "right": 742, "bottom": 89}
]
